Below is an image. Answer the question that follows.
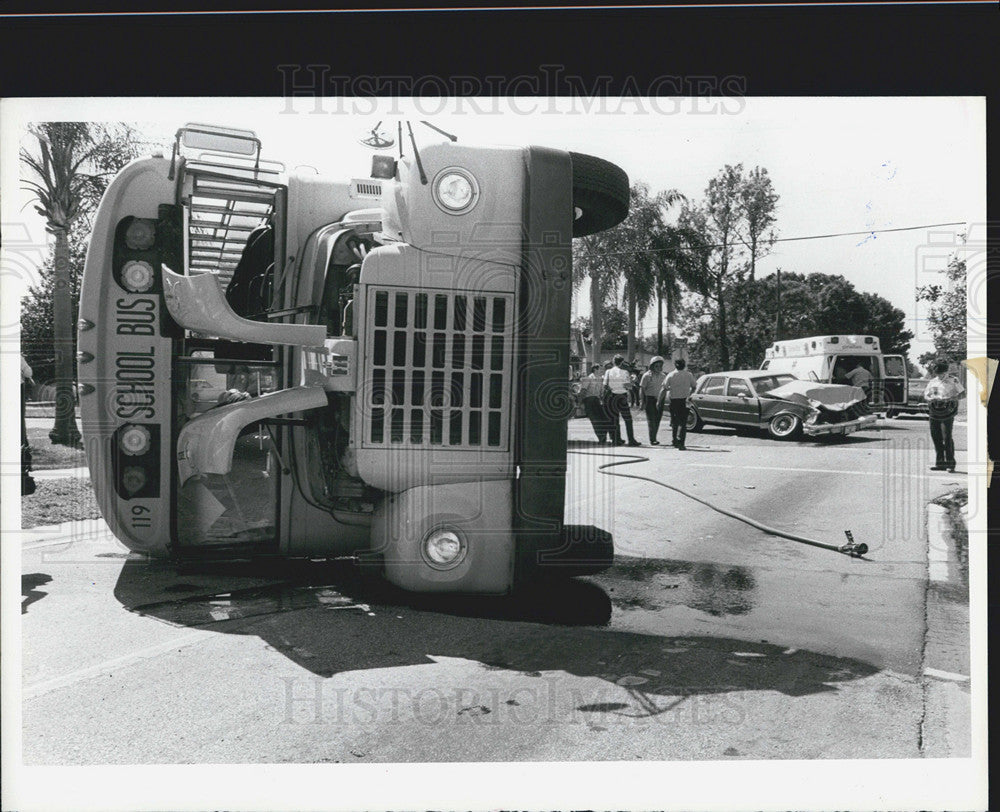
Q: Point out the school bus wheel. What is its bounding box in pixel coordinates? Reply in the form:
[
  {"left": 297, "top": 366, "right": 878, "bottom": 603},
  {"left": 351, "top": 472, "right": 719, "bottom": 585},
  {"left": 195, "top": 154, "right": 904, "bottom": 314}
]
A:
[{"left": 570, "top": 152, "right": 630, "bottom": 237}]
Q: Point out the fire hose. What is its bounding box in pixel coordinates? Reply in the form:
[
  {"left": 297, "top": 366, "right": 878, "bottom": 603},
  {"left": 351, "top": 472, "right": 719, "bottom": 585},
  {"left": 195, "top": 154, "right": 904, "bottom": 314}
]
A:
[{"left": 567, "top": 450, "right": 870, "bottom": 559}]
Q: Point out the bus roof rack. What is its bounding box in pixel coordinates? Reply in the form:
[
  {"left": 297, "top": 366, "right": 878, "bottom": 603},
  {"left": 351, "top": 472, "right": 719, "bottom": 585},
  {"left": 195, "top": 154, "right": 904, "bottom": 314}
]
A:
[{"left": 170, "top": 123, "right": 263, "bottom": 180}]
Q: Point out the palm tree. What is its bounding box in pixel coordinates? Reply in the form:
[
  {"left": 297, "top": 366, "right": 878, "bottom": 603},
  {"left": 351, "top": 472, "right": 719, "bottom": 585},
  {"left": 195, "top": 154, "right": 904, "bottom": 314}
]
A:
[
  {"left": 650, "top": 224, "right": 711, "bottom": 355},
  {"left": 574, "top": 184, "right": 708, "bottom": 365},
  {"left": 20, "top": 123, "right": 139, "bottom": 445},
  {"left": 573, "top": 234, "right": 620, "bottom": 365},
  {"left": 616, "top": 186, "right": 688, "bottom": 360}
]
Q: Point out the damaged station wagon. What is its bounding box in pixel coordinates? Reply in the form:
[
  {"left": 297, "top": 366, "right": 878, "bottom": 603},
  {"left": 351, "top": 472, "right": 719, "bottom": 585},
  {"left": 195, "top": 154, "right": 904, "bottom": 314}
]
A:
[{"left": 686, "top": 371, "right": 878, "bottom": 440}]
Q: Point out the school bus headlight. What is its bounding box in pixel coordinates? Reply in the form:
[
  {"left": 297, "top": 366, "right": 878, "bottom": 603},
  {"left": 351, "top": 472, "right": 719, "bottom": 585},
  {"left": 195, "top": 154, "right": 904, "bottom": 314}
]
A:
[
  {"left": 421, "top": 526, "right": 467, "bottom": 570},
  {"left": 433, "top": 168, "right": 478, "bottom": 214},
  {"left": 122, "top": 260, "right": 155, "bottom": 293},
  {"left": 119, "top": 424, "right": 152, "bottom": 456},
  {"left": 121, "top": 465, "right": 148, "bottom": 495}
]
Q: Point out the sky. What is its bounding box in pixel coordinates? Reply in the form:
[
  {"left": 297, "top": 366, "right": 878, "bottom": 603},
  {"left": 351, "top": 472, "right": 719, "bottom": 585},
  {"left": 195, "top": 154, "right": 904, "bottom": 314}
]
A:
[{"left": 1, "top": 96, "right": 986, "bottom": 365}]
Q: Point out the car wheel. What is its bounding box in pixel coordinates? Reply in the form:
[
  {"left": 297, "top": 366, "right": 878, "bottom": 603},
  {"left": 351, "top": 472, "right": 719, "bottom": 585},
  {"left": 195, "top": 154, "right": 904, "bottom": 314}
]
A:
[
  {"left": 767, "top": 413, "right": 802, "bottom": 440},
  {"left": 686, "top": 407, "right": 704, "bottom": 432},
  {"left": 570, "top": 152, "right": 630, "bottom": 237}
]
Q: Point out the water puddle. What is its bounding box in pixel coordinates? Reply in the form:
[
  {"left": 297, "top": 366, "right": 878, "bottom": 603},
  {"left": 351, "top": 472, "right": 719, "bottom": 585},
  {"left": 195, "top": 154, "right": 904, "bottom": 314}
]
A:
[{"left": 599, "top": 557, "right": 757, "bottom": 617}]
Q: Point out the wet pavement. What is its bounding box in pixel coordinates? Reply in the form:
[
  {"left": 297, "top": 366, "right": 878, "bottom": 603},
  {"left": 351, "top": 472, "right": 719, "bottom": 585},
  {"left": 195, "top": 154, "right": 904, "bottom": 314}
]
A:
[{"left": 16, "top": 418, "right": 974, "bottom": 765}]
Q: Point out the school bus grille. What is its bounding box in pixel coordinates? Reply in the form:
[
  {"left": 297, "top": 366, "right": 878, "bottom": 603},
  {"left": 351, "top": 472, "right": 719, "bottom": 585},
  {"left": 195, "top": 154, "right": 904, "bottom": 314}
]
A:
[{"left": 362, "top": 288, "right": 515, "bottom": 450}]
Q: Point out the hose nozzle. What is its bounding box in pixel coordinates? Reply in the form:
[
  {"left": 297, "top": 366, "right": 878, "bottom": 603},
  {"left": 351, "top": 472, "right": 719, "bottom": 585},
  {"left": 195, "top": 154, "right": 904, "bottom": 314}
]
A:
[{"left": 840, "top": 530, "right": 868, "bottom": 558}]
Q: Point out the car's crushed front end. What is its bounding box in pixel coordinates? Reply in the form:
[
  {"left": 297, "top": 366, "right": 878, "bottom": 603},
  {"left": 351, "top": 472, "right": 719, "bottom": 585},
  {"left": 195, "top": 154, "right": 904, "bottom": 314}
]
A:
[{"left": 764, "top": 380, "right": 878, "bottom": 436}]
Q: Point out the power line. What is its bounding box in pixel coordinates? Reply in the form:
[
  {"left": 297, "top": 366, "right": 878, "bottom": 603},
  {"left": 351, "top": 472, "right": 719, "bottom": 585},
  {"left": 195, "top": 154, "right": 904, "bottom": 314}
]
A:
[
  {"left": 771, "top": 221, "right": 966, "bottom": 244},
  {"left": 578, "top": 220, "right": 967, "bottom": 260}
]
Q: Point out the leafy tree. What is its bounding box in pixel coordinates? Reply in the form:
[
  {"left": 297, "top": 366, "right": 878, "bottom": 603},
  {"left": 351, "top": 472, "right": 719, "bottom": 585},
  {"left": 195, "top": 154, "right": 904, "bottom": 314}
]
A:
[
  {"left": 678, "top": 271, "right": 913, "bottom": 370},
  {"left": 917, "top": 245, "right": 967, "bottom": 366},
  {"left": 858, "top": 292, "right": 914, "bottom": 356},
  {"left": 679, "top": 164, "right": 778, "bottom": 368},
  {"left": 739, "top": 166, "right": 779, "bottom": 283},
  {"left": 21, "top": 222, "right": 89, "bottom": 389},
  {"left": 571, "top": 308, "right": 628, "bottom": 356},
  {"left": 20, "top": 122, "right": 143, "bottom": 444},
  {"left": 601, "top": 305, "right": 629, "bottom": 351},
  {"left": 811, "top": 275, "right": 870, "bottom": 335}
]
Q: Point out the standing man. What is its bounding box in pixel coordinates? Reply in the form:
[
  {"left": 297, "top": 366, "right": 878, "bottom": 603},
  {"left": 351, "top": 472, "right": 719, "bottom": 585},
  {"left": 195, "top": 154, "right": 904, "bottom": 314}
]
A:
[
  {"left": 21, "top": 355, "right": 36, "bottom": 495},
  {"left": 845, "top": 359, "right": 874, "bottom": 403},
  {"left": 657, "top": 357, "right": 697, "bottom": 450},
  {"left": 924, "top": 359, "right": 964, "bottom": 472},
  {"left": 629, "top": 359, "right": 642, "bottom": 408},
  {"left": 604, "top": 354, "right": 641, "bottom": 447},
  {"left": 580, "top": 363, "right": 609, "bottom": 443},
  {"left": 639, "top": 356, "right": 667, "bottom": 445}
]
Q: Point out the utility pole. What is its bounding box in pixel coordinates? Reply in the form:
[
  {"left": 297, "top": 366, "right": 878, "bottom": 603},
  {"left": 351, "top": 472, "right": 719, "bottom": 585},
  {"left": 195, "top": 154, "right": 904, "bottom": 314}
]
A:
[
  {"left": 656, "top": 279, "right": 664, "bottom": 355},
  {"left": 773, "top": 267, "right": 783, "bottom": 342}
]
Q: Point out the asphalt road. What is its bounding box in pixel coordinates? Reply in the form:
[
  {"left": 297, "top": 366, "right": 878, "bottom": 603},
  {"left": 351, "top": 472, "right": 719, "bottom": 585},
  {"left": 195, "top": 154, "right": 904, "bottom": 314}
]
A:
[{"left": 18, "top": 415, "right": 971, "bottom": 766}]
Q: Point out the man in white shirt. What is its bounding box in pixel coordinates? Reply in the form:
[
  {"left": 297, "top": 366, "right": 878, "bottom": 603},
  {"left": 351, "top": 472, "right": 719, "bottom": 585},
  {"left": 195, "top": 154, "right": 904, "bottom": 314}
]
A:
[
  {"left": 580, "top": 363, "right": 609, "bottom": 443},
  {"left": 845, "top": 360, "right": 874, "bottom": 402},
  {"left": 603, "top": 354, "right": 640, "bottom": 446},
  {"left": 924, "top": 359, "right": 964, "bottom": 472},
  {"left": 21, "top": 354, "right": 36, "bottom": 495},
  {"left": 639, "top": 356, "right": 667, "bottom": 444},
  {"left": 656, "top": 358, "right": 697, "bottom": 449}
]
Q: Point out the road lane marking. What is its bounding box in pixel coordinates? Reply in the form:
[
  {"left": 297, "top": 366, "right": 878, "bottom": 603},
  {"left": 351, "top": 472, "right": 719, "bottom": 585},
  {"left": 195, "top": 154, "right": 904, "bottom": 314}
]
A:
[
  {"left": 923, "top": 667, "right": 970, "bottom": 683},
  {"left": 22, "top": 630, "right": 211, "bottom": 700},
  {"left": 681, "top": 462, "right": 965, "bottom": 480}
]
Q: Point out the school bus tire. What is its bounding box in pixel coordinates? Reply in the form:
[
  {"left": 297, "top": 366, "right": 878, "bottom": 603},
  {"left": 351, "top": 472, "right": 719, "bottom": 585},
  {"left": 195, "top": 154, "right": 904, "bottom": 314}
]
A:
[{"left": 570, "top": 152, "right": 630, "bottom": 237}]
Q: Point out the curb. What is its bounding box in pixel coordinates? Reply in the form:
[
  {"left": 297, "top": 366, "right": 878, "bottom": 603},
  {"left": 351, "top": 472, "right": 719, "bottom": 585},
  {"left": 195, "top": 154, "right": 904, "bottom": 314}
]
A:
[
  {"left": 31, "top": 466, "right": 91, "bottom": 480},
  {"left": 920, "top": 494, "right": 971, "bottom": 757}
]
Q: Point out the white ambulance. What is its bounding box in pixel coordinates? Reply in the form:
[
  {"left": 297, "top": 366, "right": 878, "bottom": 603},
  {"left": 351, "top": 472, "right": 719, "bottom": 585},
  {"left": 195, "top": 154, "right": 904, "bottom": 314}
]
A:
[{"left": 760, "top": 335, "right": 908, "bottom": 411}]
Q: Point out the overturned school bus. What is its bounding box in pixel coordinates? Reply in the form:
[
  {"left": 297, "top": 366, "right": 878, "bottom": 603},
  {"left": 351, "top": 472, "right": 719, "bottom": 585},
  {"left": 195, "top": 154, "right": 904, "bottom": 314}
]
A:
[{"left": 78, "top": 123, "right": 629, "bottom": 593}]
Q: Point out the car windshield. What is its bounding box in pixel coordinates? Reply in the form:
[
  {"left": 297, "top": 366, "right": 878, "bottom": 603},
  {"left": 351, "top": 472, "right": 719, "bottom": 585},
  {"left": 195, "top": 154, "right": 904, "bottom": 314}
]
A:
[{"left": 753, "top": 374, "right": 797, "bottom": 395}]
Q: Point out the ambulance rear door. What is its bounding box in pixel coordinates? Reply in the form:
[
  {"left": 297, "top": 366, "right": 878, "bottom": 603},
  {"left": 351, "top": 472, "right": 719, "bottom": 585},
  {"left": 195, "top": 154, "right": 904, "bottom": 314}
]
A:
[{"left": 881, "top": 354, "right": 908, "bottom": 409}]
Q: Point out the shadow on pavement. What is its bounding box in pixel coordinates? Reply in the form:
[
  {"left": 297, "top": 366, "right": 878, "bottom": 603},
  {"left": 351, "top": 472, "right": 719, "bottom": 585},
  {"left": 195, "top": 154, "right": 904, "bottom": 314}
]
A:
[
  {"left": 113, "top": 559, "right": 878, "bottom": 702},
  {"left": 22, "top": 573, "right": 52, "bottom": 614}
]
